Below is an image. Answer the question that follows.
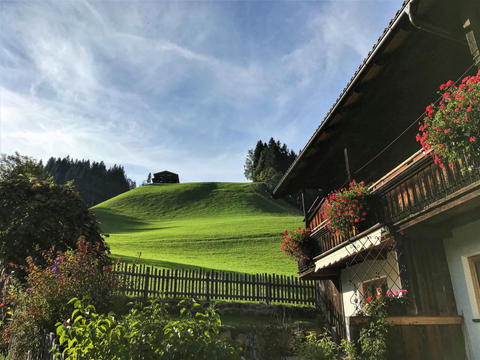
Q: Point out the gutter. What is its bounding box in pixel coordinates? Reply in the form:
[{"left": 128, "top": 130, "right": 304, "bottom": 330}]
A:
[
  {"left": 273, "top": 0, "right": 467, "bottom": 198},
  {"left": 406, "top": 0, "right": 467, "bottom": 46}
]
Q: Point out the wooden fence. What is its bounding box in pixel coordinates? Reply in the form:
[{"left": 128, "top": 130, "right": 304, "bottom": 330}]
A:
[{"left": 113, "top": 263, "right": 318, "bottom": 306}]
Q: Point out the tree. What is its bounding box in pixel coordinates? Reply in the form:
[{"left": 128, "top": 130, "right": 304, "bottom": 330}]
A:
[
  {"left": 0, "top": 153, "right": 109, "bottom": 270},
  {"left": 45, "top": 157, "right": 132, "bottom": 206},
  {"left": 0, "top": 152, "right": 49, "bottom": 181},
  {"left": 147, "top": 172, "right": 152, "bottom": 184},
  {"left": 244, "top": 138, "right": 297, "bottom": 191}
]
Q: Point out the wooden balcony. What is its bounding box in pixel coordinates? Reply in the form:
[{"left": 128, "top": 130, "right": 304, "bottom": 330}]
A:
[{"left": 301, "top": 150, "right": 480, "bottom": 273}]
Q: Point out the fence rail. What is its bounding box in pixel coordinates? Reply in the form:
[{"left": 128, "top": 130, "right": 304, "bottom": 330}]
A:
[{"left": 113, "top": 263, "right": 317, "bottom": 306}]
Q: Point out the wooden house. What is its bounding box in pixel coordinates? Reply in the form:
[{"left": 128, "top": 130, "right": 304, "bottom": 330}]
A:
[
  {"left": 273, "top": 0, "right": 480, "bottom": 358},
  {"left": 152, "top": 171, "right": 180, "bottom": 184}
]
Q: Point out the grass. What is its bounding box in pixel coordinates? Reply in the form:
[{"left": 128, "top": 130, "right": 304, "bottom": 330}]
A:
[{"left": 92, "top": 182, "right": 302, "bottom": 275}]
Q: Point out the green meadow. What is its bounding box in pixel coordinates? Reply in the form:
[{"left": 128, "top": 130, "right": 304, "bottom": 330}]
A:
[{"left": 92, "top": 182, "right": 302, "bottom": 275}]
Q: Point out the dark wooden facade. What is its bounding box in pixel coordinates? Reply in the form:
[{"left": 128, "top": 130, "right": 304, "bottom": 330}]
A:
[
  {"left": 152, "top": 171, "right": 179, "bottom": 184},
  {"left": 272, "top": 0, "right": 480, "bottom": 357}
]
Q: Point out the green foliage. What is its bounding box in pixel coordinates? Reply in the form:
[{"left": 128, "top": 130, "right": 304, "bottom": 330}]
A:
[
  {"left": 0, "top": 171, "right": 108, "bottom": 269},
  {"left": 4, "top": 240, "right": 118, "bottom": 359},
  {"left": 357, "top": 299, "right": 388, "bottom": 360},
  {"left": 417, "top": 72, "right": 480, "bottom": 171},
  {"left": 244, "top": 138, "right": 296, "bottom": 191},
  {"left": 56, "top": 298, "right": 242, "bottom": 360},
  {"left": 254, "top": 323, "right": 292, "bottom": 360},
  {"left": 0, "top": 152, "right": 49, "bottom": 181},
  {"left": 293, "top": 331, "right": 338, "bottom": 360},
  {"left": 45, "top": 156, "right": 135, "bottom": 207},
  {"left": 92, "top": 182, "right": 302, "bottom": 275}
]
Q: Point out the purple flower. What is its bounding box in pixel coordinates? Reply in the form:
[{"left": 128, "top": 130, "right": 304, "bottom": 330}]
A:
[
  {"left": 50, "top": 265, "right": 59, "bottom": 274},
  {"left": 26, "top": 288, "right": 31, "bottom": 293}
]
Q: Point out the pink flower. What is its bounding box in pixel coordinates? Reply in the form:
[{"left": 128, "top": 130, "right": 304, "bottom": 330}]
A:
[{"left": 387, "top": 290, "right": 393, "bottom": 296}]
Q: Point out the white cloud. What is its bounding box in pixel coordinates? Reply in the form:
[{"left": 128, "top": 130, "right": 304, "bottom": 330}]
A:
[{"left": 0, "top": 0, "right": 403, "bottom": 184}]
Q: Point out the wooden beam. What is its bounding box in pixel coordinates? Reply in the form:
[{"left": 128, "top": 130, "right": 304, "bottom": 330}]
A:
[
  {"left": 349, "top": 316, "right": 463, "bottom": 326},
  {"left": 344, "top": 147, "right": 352, "bottom": 183},
  {"left": 301, "top": 190, "right": 307, "bottom": 224},
  {"left": 464, "top": 18, "right": 480, "bottom": 69},
  {"left": 386, "top": 316, "right": 463, "bottom": 325}
]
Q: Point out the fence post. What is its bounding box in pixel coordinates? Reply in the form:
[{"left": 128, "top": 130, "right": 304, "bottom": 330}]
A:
[
  {"left": 205, "top": 271, "right": 210, "bottom": 302},
  {"left": 144, "top": 266, "right": 150, "bottom": 299},
  {"left": 266, "top": 274, "right": 271, "bottom": 305}
]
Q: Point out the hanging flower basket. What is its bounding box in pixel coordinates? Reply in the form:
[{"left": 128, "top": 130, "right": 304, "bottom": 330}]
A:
[
  {"left": 280, "top": 227, "right": 312, "bottom": 261},
  {"left": 322, "top": 180, "right": 369, "bottom": 236},
  {"left": 417, "top": 70, "right": 480, "bottom": 172}
]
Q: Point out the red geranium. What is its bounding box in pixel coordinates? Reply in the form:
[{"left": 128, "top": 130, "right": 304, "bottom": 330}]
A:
[
  {"left": 417, "top": 70, "right": 480, "bottom": 172},
  {"left": 280, "top": 227, "right": 311, "bottom": 261},
  {"left": 321, "top": 180, "right": 369, "bottom": 236}
]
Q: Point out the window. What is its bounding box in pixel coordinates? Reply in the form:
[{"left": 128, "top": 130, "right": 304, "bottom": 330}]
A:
[
  {"left": 468, "top": 254, "right": 480, "bottom": 315},
  {"left": 360, "top": 276, "right": 387, "bottom": 299}
]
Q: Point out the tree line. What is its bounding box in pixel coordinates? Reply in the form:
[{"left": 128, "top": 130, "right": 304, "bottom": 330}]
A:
[
  {"left": 244, "top": 138, "right": 297, "bottom": 191},
  {"left": 45, "top": 156, "right": 136, "bottom": 206}
]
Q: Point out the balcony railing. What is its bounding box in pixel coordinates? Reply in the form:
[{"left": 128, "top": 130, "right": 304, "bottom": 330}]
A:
[{"left": 303, "top": 150, "right": 480, "bottom": 266}]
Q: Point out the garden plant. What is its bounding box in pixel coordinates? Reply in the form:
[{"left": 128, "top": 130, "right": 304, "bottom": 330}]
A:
[
  {"left": 321, "top": 180, "right": 369, "bottom": 236},
  {"left": 417, "top": 70, "right": 480, "bottom": 172},
  {"left": 280, "top": 227, "right": 312, "bottom": 261},
  {"left": 55, "top": 298, "right": 242, "bottom": 360}
]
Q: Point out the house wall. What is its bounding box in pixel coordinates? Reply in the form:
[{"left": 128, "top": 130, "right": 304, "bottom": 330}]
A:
[
  {"left": 340, "top": 251, "right": 401, "bottom": 338},
  {"left": 444, "top": 218, "right": 480, "bottom": 360}
]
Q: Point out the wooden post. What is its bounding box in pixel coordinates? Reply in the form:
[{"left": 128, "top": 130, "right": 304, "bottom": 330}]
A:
[
  {"left": 266, "top": 274, "right": 271, "bottom": 304},
  {"left": 301, "top": 190, "right": 308, "bottom": 225},
  {"left": 205, "top": 271, "right": 210, "bottom": 301},
  {"left": 344, "top": 147, "right": 352, "bottom": 182},
  {"left": 144, "top": 266, "right": 150, "bottom": 299},
  {"left": 464, "top": 18, "right": 480, "bottom": 69}
]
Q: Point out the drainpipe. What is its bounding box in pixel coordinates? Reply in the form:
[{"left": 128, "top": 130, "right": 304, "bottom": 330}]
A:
[{"left": 405, "top": 0, "right": 467, "bottom": 46}]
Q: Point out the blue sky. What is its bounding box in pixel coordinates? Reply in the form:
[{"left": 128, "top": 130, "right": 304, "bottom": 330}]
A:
[{"left": 1, "top": 0, "right": 403, "bottom": 185}]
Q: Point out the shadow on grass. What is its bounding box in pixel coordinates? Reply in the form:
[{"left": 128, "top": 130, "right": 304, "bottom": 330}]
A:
[
  {"left": 111, "top": 254, "right": 236, "bottom": 273},
  {"left": 92, "top": 208, "right": 150, "bottom": 233}
]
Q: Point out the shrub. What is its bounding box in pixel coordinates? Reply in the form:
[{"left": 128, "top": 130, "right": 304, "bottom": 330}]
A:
[
  {"left": 293, "top": 331, "right": 337, "bottom": 360},
  {"left": 56, "top": 298, "right": 242, "bottom": 360},
  {"left": 280, "top": 227, "right": 312, "bottom": 261},
  {"left": 417, "top": 71, "right": 480, "bottom": 171},
  {"left": 4, "top": 238, "right": 117, "bottom": 359},
  {"left": 357, "top": 288, "right": 408, "bottom": 360},
  {"left": 0, "top": 176, "right": 109, "bottom": 272},
  {"left": 322, "top": 180, "right": 369, "bottom": 236}
]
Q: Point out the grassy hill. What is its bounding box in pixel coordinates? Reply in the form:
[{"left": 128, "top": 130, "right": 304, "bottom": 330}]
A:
[{"left": 92, "top": 182, "right": 302, "bottom": 275}]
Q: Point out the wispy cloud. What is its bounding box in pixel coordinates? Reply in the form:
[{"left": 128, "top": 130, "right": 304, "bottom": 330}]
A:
[{"left": 0, "top": 0, "right": 403, "bottom": 184}]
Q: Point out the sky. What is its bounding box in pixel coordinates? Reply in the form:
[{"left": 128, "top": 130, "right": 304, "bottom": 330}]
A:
[{"left": 1, "top": 0, "right": 403, "bottom": 185}]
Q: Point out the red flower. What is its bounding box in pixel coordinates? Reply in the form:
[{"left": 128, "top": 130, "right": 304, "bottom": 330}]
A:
[
  {"left": 366, "top": 296, "right": 372, "bottom": 302},
  {"left": 444, "top": 129, "right": 449, "bottom": 134},
  {"left": 470, "top": 136, "right": 476, "bottom": 142}
]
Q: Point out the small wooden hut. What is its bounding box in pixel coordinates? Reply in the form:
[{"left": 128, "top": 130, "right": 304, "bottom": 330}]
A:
[{"left": 152, "top": 171, "right": 179, "bottom": 184}]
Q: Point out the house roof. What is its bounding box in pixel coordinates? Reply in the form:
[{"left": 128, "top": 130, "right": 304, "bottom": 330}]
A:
[
  {"left": 273, "top": 0, "right": 475, "bottom": 197},
  {"left": 153, "top": 171, "right": 178, "bottom": 176}
]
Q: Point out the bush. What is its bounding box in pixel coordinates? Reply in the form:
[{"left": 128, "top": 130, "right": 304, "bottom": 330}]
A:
[
  {"left": 417, "top": 71, "right": 480, "bottom": 171},
  {"left": 56, "top": 298, "right": 242, "bottom": 360},
  {"left": 4, "top": 238, "right": 118, "bottom": 359},
  {"left": 293, "top": 331, "right": 338, "bottom": 360},
  {"left": 0, "top": 153, "right": 108, "bottom": 271}
]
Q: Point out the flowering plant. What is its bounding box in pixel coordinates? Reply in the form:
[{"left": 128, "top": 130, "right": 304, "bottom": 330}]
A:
[
  {"left": 417, "top": 70, "right": 480, "bottom": 172},
  {"left": 322, "top": 180, "right": 369, "bottom": 236},
  {"left": 280, "top": 227, "right": 311, "bottom": 261},
  {"left": 357, "top": 288, "right": 408, "bottom": 360},
  {"left": 3, "top": 237, "right": 118, "bottom": 358}
]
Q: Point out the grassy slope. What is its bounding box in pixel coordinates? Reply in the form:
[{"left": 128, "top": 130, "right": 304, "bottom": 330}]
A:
[{"left": 92, "top": 182, "right": 302, "bottom": 275}]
